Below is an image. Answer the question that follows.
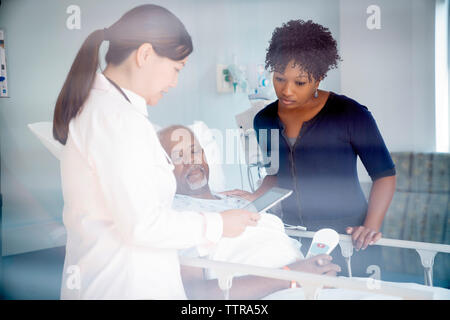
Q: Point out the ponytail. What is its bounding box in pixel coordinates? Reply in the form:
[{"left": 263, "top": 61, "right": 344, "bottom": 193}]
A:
[
  {"left": 53, "top": 29, "right": 104, "bottom": 144},
  {"left": 53, "top": 5, "right": 193, "bottom": 145}
]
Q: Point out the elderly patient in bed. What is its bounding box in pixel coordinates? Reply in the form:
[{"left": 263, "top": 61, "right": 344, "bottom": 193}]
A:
[{"left": 158, "top": 125, "right": 341, "bottom": 300}]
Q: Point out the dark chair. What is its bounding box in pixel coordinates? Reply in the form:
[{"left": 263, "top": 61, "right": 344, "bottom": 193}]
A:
[{"left": 362, "top": 152, "right": 449, "bottom": 287}]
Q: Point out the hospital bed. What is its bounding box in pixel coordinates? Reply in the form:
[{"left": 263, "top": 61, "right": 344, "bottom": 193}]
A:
[
  {"left": 27, "top": 121, "right": 450, "bottom": 299},
  {"left": 179, "top": 229, "right": 450, "bottom": 300}
]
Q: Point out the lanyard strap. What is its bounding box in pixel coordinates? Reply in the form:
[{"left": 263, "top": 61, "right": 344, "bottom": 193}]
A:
[
  {"left": 104, "top": 75, "right": 173, "bottom": 167},
  {"left": 103, "top": 75, "right": 174, "bottom": 167},
  {"left": 104, "top": 75, "right": 131, "bottom": 103}
]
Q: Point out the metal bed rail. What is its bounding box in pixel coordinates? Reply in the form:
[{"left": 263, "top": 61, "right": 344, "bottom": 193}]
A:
[
  {"left": 179, "top": 256, "right": 434, "bottom": 300},
  {"left": 285, "top": 229, "right": 450, "bottom": 287}
]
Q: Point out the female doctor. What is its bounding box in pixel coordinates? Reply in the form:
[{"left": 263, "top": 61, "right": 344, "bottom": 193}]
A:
[{"left": 53, "top": 4, "right": 259, "bottom": 299}]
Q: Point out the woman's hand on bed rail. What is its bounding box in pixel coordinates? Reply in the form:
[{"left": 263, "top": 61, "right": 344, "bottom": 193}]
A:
[
  {"left": 220, "top": 209, "right": 260, "bottom": 238},
  {"left": 346, "top": 226, "right": 382, "bottom": 251},
  {"left": 288, "top": 254, "right": 341, "bottom": 277}
]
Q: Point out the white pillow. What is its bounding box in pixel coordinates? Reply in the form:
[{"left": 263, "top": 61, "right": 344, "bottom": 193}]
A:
[
  {"left": 187, "top": 121, "right": 226, "bottom": 192},
  {"left": 28, "top": 120, "right": 226, "bottom": 191},
  {"left": 28, "top": 122, "right": 63, "bottom": 160}
]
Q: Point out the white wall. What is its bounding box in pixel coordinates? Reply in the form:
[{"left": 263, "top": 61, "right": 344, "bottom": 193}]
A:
[
  {"left": 339, "top": 0, "right": 436, "bottom": 182},
  {"left": 0, "top": 0, "right": 340, "bottom": 255},
  {"left": 0, "top": 0, "right": 440, "bottom": 255}
]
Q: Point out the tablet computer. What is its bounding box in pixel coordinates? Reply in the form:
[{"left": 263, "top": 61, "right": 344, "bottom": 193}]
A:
[{"left": 242, "top": 187, "right": 293, "bottom": 213}]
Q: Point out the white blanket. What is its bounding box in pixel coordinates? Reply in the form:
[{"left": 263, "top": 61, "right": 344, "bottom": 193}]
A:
[{"left": 206, "top": 213, "right": 303, "bottom": 279}]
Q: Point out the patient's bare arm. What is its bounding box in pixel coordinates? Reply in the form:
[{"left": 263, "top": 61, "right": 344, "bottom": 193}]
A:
[
  {"left": 180, "top": 254, "right": 340, "bottom": 300},
  {"left": 346, "top": 175, "right": 396, "bottom": 250},
  {"left": 287, "top": 254, "right": 341, "bottom": 276},
  {"left": 252, "top": 174, "right": 278, "bottom": 198},
  {"left": 181, "top": 265, "right": 293, "bottom": 300}
]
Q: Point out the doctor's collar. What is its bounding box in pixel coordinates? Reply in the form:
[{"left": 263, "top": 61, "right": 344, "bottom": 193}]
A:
[
  {"left": 96, "top": 73, "right": 148, "bottom": 118},
  {"left": 121, "top": 87, "right": 148, "bottom": 118}
]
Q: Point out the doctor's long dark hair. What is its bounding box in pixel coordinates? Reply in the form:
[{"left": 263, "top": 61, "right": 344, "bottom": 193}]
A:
[{"left": 53, "top": 4, "right": 193, "bottom": 144}]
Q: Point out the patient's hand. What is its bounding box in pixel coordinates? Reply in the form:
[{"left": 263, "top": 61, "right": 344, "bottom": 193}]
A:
[
  {"left": 219, "top": 189, "right": 257, "bottom": 201},
  {"left": 288, "top": 254, "right": 341, "bottom": 277}
]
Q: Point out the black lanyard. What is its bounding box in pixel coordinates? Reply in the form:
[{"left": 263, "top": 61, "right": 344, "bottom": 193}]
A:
[{"left": 104, "top": 75, "right": 131, "bottom": 104}]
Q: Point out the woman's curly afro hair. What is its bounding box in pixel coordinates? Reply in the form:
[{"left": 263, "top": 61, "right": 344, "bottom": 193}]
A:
[{"left": 265, "top": 20, "right": 341, "bottom": 82}]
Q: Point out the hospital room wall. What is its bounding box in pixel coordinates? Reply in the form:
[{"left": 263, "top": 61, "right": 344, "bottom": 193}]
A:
[
  {"left": 339, "top": 0, "right": 437, "bottom": 182},
  {"left": 0, "top": 0, "right": 340, "bottom": 255},
  {"left": 0, "top": 0, "right": 438, "bottom": 255},
  {"left": 145, "top": 0, "right": 341, "bottom": 191}
]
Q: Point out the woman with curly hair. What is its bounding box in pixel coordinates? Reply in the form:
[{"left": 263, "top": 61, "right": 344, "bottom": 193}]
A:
[{"left": 225, "top": 20, "right": 396, "bottom": 276}]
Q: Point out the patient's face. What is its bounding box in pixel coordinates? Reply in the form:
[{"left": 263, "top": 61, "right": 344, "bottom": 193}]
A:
[{"left": 165, "top": 128, "right": 210, "bottom": 196}]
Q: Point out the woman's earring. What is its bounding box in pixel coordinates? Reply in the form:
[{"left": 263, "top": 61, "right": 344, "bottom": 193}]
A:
[{"left": 314, "top": 89, "right": 318, "bottom": 98}]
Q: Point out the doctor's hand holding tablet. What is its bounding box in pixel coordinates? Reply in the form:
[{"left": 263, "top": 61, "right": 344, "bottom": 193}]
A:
[{"left": 220, "top": 210, "right": 261, "bottom": 237}]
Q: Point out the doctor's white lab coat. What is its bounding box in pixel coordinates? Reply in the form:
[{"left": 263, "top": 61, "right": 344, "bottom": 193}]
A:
[{"left": 59, "top": 73, "right": 223, "bottom": 299}]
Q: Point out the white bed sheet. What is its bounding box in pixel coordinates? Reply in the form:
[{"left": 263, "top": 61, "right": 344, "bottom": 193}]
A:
[{"left": 263, "top": 277, "right": 450, "bottom": 300}]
